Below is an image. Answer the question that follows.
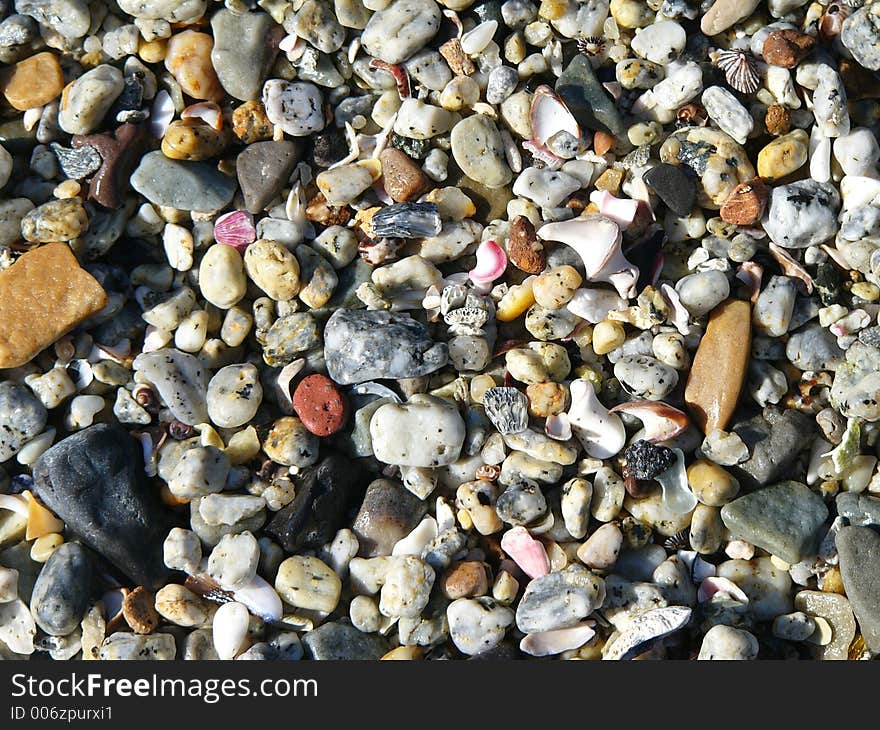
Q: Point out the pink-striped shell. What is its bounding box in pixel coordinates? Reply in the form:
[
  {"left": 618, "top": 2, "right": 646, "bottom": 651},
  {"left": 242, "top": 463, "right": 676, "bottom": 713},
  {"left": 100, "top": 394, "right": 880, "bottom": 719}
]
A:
[
  {"left": 469, "top": 239, "right": 507, "bottom": 287},
  {"left": 214, "top": 211, "right": 256, "bottom": 252}
]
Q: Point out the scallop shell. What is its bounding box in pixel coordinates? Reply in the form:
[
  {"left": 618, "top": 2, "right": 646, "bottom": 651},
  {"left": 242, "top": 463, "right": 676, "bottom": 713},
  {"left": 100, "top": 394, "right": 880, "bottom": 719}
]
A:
[
  {"left": 214, "top": 210, "right": 256, "bottom": 251},
  {"left": 713, "top": 49, "right": 760, "bottom": 95}
]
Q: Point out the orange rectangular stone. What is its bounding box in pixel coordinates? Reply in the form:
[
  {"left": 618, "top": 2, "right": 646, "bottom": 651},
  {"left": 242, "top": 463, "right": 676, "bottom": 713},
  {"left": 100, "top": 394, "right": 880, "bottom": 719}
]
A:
[
  {"left": 684, "top": 299, "right": 752, "bottom": 434},
  {"left": 0, "top": 243, "right": 107, "bottom": 368}
]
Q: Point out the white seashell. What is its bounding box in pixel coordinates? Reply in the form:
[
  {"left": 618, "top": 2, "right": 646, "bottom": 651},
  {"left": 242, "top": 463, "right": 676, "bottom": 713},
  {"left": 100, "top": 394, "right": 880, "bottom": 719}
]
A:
[
  {"left": 212, "top": 601, "right": 250, "bottom": 660},
  {"left": 0, "top": 494, "right": 29, "bottom": 518},
  {"left": 530, "top": 85, "right": 580, "bottom": 148},
  {"left": 22, "top": 106, "right": 43, "bottom": 132},
  {"left": 567, "top": 379, "right": 626, "bottom": 459},
  {"left": 16, "top": 428, "right": 55, "bottom": 467},
  {"left": 276, "top": 359, "right": 306, "bottom": 409},
  {"left": 181, "top": 101, "right": 222, "bottom": 131},
  {"left": 150, "top": 90, "right": 174, "bottom": 138},
  {"left": 0, "top": 599, "right": 36, "bottom": 655},
  {"left": 567, "top": 288, "right": 626, "bottom": 324},
  {"left": 538, "top": 215, "right": 638, "bottom": 298},
  {"left": 698, "top": 576, "right": 749, "bottom": 604},
  {"left": 352, "top": 381, "right": 402, "bottom": 402},
  {"left": 602, "top": 606, "right": 692, "bottom": 660},
  {"left": 392, "top": 516, "right": 439, "bottom": 556},
  {"left": 544, "top": 413, "right": 572, "bottom": 441},
  {"left": 460, "top": 20, "right": 498, "bottom": 55},
  {"left": 520, "top": 622, "right": 596, "bottom": 657},
  {"left": 233, "top": 576, "right": 283, "bottom": 622},
  {"left": 608, "top": 400, "right": 690, "bottom": 442},
  {"left": 653, "top": 448, "right": 697, "bottom": 514},
  {"left": 659, "top": 283, "right": 691, "bottom": 335}
]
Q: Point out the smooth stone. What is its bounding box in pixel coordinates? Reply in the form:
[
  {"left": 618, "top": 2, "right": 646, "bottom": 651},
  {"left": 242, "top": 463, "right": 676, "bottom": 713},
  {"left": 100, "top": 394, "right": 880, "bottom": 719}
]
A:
[
  {"left": 262, "top": 80, "right": 325, "bottom": 137},
  {"left": 211, "top": 9, "right": 280, "bottom": 101},
  {"left": 836, "top": 526, "right": 880, "bottom": 652},
  {"left": 450, "top": 114, "right": 512, "bottom": 189},
  {"left": 614, "top": 355, "right": 678, "bottom": 401},
  {"left": 237, "top": 141, "right": 301, "bottom": 214},
  {"left": 207, "top": 363, "right": 263, "bottom": 428},
  {"left": 643, "top": 162, "right": 695, "bottom": 217},
  {"left": 32, "top": 424, "right": 171, "bottom": 589},
  {"left": 793, "top": 590, "right": 856, "bottom": 660},
  {"left": 58, "top": 64, "right": 124, "bottom": 136},
  {"left": 133, "top": 348, "right": 208, "bottom": 425},
  {"left": 448, "top": 597, "right": 515, "bottom": 655},
  {"left": 323, "top": 309, "right": 448, "bottom": 385},
  {"left": 361, "top": 0, "right": 442, "bottom": 64},
  {"left": 786, "top": 323, "right": 845, "bottom": 371},
  {"left": 697, "top": 625, "right": 758, "bottom": 660},
  {"left": 302, "top": 621, "right": 390, "bottom": 660},
  {"left": 753, "top": 275, "right": 796, "bottom": 337},
  {"left": 515, "top": 566, "right": 605, "bottom": 632},
  {"left": 730, "top": 407, "right": 814, "bottom": 487},
  {"left": 684, "top": 299, "right": 751, "bottom": 434},
  {"left": 757, "top": 129, "right": 809, "bottom": 181},
  {"left": 370, "top": 395, "right": 466, "bottom": 468},
  {"left": 842, "top": 5, "right": 880, "bottom": 71},
  {"left": 763, "top": 179, "right": 840, "bottom": 249},
  {"left": 0, "top": 381, "right": 46, "bottom": 462},
  {"left": 555, "top": 53, "right": 624, "bottom": 136},
  {"left": 833, "top": 128, "right": 880, "bottom": 177},
  {"left": 630, "top": 20, "right": 686, "bottom": 64},
  {"left": 30, "top": 542, "right": 93, "bottom": 637},
  {"left": 701, "top": 85, "right": 753, "bottom": 145},
  {"left": 837, "top": 492, "right": 880, "bottom": 528},
  {"left": 131, "top": 151, "right": 236, "bottom": 212},
  {"left": 720, "top": 481, "right": 829, "bottom": 564},
  {"left": 116, "top": 0, "right": 206, "bottom": 22},
  {"left": 353, "top": 479, "right": 427, "bottom": 557},
  {"left": 675, "top": 270, "right": 730, "bottom": 316},
  {"left": 700, "top": 0, "right": 760, "bottom": 35},
  {"left": 100, "top": 632, "right": 176, "bottom": 660},
  {"left": 716, "top": 557, "right": 792, "bottom": 620}
]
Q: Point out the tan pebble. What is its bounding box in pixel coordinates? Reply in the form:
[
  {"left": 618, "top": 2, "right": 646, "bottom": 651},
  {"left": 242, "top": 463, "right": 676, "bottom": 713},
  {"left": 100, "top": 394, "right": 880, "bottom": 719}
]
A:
[
  {"left": 686, "top": 460, "right": 740, "bottom": 506},
  {"left": 244, "top": 239, "right": 301, "bottom": 301},
  {"left": 526, "top": 381, "right": 569, "bottom": 417},
  {"left": 2, "top": 52, "right": 64, "bottom": 111},
  {"left": 122, "top": 586, "right": 160, "bottom": 635},
  {"left": 232, "top": 100, "right": 274, "bottom": 144},
  {"left": 764, "top": 104, "right": 791, "bottom": 136},
  {"left": 684, "top": 299, "right": 751, "bottom": 433},
  {"left": 470, "top": 373, "right": 497, "bottom": 404},
  {"left": 138, "top": 38, "right": 167, "bottom": 63},
  {"left": 532, "top": 265, "right": 582, "bottom": 308},
  {"left": 594, "top": 168, "right": 624, "bottom": 194},
  {"left": 591, "top": 320, "right": 626, "bottom": 355},
  {"left": 593, "top": 131, "right": 615, "bottom": 156},
  {"left": 30, "top": 533, "right": 63, "bottom": 562},
  {"left": 492, "top": 570, "right": 519, "bottom": 605},
  {"left": 380, "top": 147, "right": 429, "bottom": 203},
  {"left": 275, "top": 555, "right": 341, "bottom": 613},
  {"left": 757, "top": 129, "right": 809, "bottom": 181},
  {"left": 821, "top": 565, "right": 846, "bottom": 595},
  {"left": 381, "top": 646, "right": 423, "bottom": 660},
  {"left": 165, "top": 30, "right": 223, "bottom": 102},
  {"left": 442, "top": 561, "right": 491, "bottom": 599},
  {"left": 496, "top": 277, "right": 536, "bottom": 322},
  {"left": 25, "top": 493, "right": 64, "bottom": 541},
  {"left": 161, "top": 119, "right": 228, "bottom": 161},
  {"left": 53, "top": 180, "right": 81, "bottom": 199}
]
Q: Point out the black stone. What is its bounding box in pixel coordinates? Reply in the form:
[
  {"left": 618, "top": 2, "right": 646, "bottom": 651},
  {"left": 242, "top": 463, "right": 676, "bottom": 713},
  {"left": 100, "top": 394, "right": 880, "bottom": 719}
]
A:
[
  {"left": 643, "top": 163, "right": 696, "bottom": 217},
  {"left": 815, "top": 261, "right": 840, "bottom": 306},
  {"left": 32, "top": 424, "right": 173, "bottom": 589},
  {"left": 370, "top": 202, "right": 442, "bottom": 238},
  {"left": 309, "top": 129, "right": 347, "bottom": 168},
  {"left": 236, "top": 140, "right": 302, "bottom": 214},
  {"left": 265, "top": 452, "right": 364, "bottom": 552},
  {"left": 301, "top": 622, "right": 390, "bottom": 660},
  {"left": 30, "top": 542, "right": 94, "bottom": 636},
  {"left": 624, "top": 439, "right": 677, "bottom": 480}
]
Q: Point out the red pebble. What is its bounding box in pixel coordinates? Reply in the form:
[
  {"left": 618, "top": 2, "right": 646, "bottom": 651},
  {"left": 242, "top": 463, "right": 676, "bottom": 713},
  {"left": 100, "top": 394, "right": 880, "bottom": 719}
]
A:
[{"left": 292, "top": 374, "right": 347, "bottom": 436}]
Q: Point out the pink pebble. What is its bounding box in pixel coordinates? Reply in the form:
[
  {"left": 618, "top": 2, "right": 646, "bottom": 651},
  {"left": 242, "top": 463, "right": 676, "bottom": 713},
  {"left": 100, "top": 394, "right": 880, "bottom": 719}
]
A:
[
  {"left": 469, "top": 239, "right": 507, "bottom": 288},
  {"left": 500, "top": 526, "right": 550, "bottom": 579}
]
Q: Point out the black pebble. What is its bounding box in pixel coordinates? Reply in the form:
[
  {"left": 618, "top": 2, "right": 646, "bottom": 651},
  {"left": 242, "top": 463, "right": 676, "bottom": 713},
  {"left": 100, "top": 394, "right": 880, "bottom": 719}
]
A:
[{"left": 643, "top": 163, "right": 697, "bottom": 218}]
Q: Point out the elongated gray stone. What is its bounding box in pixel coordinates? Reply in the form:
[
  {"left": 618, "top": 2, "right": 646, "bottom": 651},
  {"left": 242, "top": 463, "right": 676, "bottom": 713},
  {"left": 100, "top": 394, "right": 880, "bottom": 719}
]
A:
[
  {"left": 837, "top": 526, "right": 880, "bottom": 651},
  {"left": 211, "top": 9, "right": 280, "bottom": 101},
  {"left": 131, "top": 151, "right": 236, "bottom": 212},
  {"left": 30, "top": 542, "right": 93, "bottom": 636},
  {"left": 720, "top": 481, "right": 828, "bottom": 564}
]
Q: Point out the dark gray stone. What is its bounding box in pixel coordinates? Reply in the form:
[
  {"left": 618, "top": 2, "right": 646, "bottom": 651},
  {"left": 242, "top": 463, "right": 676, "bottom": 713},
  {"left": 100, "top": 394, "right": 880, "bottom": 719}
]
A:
[
  {"left": 30, "top": 542, "right": 93, "bottom": 636},
  {"left": 720, "top": 481, "right": 829, "bottom": 563},
  {"left": 131, "top": 151, "right": 236, "bottom": 211},
  {"left": 837, "top": 492, "right": 880, "bottom": 528},
  {"left": 555, "top": 53, "right": 624, "bottom": 136},
  {"left": 730, "top": 407, "right": 814, "bottom": 487},
  {"left": 301, "top": 621, "right": 390, "bottom": 660},
  {"left": 236, "top": 140, "right": 301, "bottom": 214},
  {"left": 324, "top": 309, "right": 448, "bottom": 385},
  {"left": 643, "top": 163, "right": 696, "bottom": 217},
  {"left": 32, "top": 424, "right": 172, "bottom": 589},
  {"left": 837, "top": 525, "right": 880, "bottom": 651},
  {"left": 352, "top": 478, "right": 427, "bottom": 557}
]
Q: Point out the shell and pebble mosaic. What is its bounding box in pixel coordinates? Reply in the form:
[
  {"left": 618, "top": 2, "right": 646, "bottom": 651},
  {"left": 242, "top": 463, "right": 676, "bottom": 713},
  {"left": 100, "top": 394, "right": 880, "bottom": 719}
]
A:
[{"left": 0, "top": 0, "right": 877, "bottom": 661}]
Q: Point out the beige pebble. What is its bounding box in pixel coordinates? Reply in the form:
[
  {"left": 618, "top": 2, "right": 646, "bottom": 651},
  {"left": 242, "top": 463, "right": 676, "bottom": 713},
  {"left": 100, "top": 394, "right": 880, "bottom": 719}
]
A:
[
  {"left": 165, "top": 30, "right": 223, "bottom": 101},
  {"left": 532, "top": 266, "right": 582, "bottom": 309},
  {"left": 244, "top": 239, "right": 301, "bottom": 301},
  {"left": 275, "top": 555, "right": 342, "bottom": 613}
]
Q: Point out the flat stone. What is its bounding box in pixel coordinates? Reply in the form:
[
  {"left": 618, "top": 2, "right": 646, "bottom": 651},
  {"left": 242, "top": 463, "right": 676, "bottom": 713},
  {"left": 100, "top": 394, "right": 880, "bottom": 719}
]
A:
[
  {"left": 131, "top": 151, "right": 236, "bottom": 212},
  {"left": 211, "top": 9, "right": 280, "bottom": 101},
  {"left": 730, "top": 407, "right": 814, "bottom": 487},
  {"left": 643, "top": 162, "right": 696, "bottom": 217},
  {"left": 836, "top": 526, "right": 880, "bottom": 652},
  {"left": 556, "top": 53, "right": 624, "bottom": 137},
  {"left": 30, "top": 542, "right": 93, "bottom": 636},
  {"left": 0, "top": 243, "right": 107, "bottom": 369},
  {"left": 370, "top": 395, "right": 466, "bottom": 467},
  {"left": 32, "top": 424, "right": 172, "bottom": 589},
  {"left": 323, "top": 308, "right": 448, "bottom": 385},
  {"left": 516, "top": 566, "right": 605, "bottom": 633},
  {"left": 302, "top": 621, "right": 390, "bottom": 660},
  {"left": 361, "top": 0, "right": 442, "bottom": 65},
  {"left": 684, "top": 299, "right": 751, "bottom": 434},
  {"left": 720, "top": 481, "right": 829, "bottom": 564},
  {"left": 236, "top": 140, "right": 301, "bottom": 214}
]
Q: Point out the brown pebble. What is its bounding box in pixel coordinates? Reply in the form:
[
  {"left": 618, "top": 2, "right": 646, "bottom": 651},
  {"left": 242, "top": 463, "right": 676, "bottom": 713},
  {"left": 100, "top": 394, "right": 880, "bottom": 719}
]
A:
[
  {"left": 764, "top": 104, "right": 791, "bottom": 136},
  {"left": 380, "top": 148, "right": 429, "bottom": 202},
  {"left": 677, "top": 102, "right": 708, "bottom": 127},
  {"left": 122, "top": 586, "right": 159, "bottom": 634},
  {"left": 0, "top": 243, "right": 107, "bottom": 369},
  {"left": 73, "top": 123, "right": 149, "bottom": 210},
  {"left": 762, "top": 29, "right": 816, "bottom": 69},
  {"left": 684, "top": 299, "right": 751, "bottom": 434},
  {"left": 439, "top": 38, "right": 474, "bottom": 76},
  {"left": 232, "top": 100, "right": 274, "bottom": 144},
  {"left": 161, "top": 119, "right": 229, "bottom": 161},
  {"left": 306, "top": 191, "right": 352, "bottom": 226},
  {"left": 593, "top": 131, "right": 615, "bottom": 156},
  {"left": 594, "top": 168, "right": 624, "bottom": 194},
  {"left": 2, "top": 52, "right": 65, "bottom": 111},
  {"left": 292, "top": 374, "right": 348, "bottom": 436},
  {"left": 442, "top": 561, "right": 491, "bottom": 599},
  {"left": 507, "top": 215, "right": 546, "bottom": 274},
  {"left": 720, "top": 177, "right": 767, "bottom": 226}
]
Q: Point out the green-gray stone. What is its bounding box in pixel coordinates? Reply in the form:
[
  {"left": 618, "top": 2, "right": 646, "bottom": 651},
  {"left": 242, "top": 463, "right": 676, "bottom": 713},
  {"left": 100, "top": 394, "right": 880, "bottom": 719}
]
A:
[
  {"left": 555, "top": 54, "right": 624, "bottom": 137},
  {"left": 131, "top": 151, "right": 236, "bottom": 212},
  {"left": 720, "top": 481, "right": 828, "bottom": 564},
  {"left": 836, "top": 526, "right": 880, "bottom": 652}
]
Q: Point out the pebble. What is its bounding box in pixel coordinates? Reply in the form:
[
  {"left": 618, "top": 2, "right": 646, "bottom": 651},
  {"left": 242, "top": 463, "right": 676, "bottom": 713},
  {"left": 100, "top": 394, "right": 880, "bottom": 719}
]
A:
[
  {"left": 730, "top": 407, "right": 813, "bottom": 487},
  {"left": 324, "top": 309, "right": 448, "bottom": 385},
  {"left": 450, "top": 114, "right": 513, "bottom": 189},
  {"left": 199, "top": 244, "right": 247, "bottom": 310},
  {"left": 786, "top": 323, "right": 845, "bottom": 371},
  {"left": 2, "top": 52, "right": 64, "bottom": 111},
  {"left": 263, "top": 80, "right": 325, "bottom": 137},
  {"left": 630, "top": 21, "right": 686, "bottom": 64},
  {"left": 675, "top": 271, "right": 730, "bottom": 317},
  {"left": 165, "top": 31, "right": 222, "bottom": 102},
  {"left": 302, "top": 621, "right": 389, "bottom": 660},
  {"left": 697, "top": 625, "right": 759, "bottom": 660},
  {"left": 447, "top": 597, "right": 515, "bottom": 655},
  {"left": 379, "top": 555, "right": 434, "bottom": 617},
  {"left": 643, "top": 163, "right": 696, "bottom": 217},
  {"left": 720, "top": 178, "right": 767, "bottom": 226},
  {"left": 614, "top": 356, "right": 679, "bottom": 401},
  {"left": 207, "top": 363, "right": 263, "bottom": 429},
  {"left": 556, "top": 54, "right": 624, "bottom": 137},
  {"left": 762, "top": 29, "right": 815, "bottom": 69},
  {"left": 275, "top": 555, "right": 342, "bottom": 612},
  {"left": 133, "top": 348, "right": 209, "bottom": 425},
  {"left": 168, "top": 446, "right": 230, "bottom": 499},
  {"left": 244, "top": 238, "right": 301, "bottom": 301},
  {"left": 210, "top": 9, "right": 279, "bottom": 102},
  {"left": 836, "top": 526, "right": 880, "bottom": 651},
  {"left": 29, "top": 542, "right": 92, "bottom": 637},
  {"left": 516, "top": 566, "right": 605, "bottom": 632},
  {"left": 263, "top": 416, "right": 319, "bottom": 468},
  {"left": 59, "top": 65, "right": 125, "bottom": 136},
  {"left": 353, "top": 479, "right": 426, "bottom": 557},
  {"left": 380, "top": 148, "right": 429, "bottom": 203},
  {"left": 753, "top": 275, "right": 796, "bottom": 337},
  {"left": 33, "top": 425, "right": 170, "bottom": 589},
  {"left": 208, "top": 531, "right": 259, "bottom": 591},
  {"left": 764, "top": 179, "right": 840, "bottom": 249},
  {"left": 100, "top": 632, "right": 176, "bottom": 660},
  {"left": 842, "top": 4, "right": 880, "bottom": 71},
  {"left": 371, "top": 395, "right": 465, "bottom": 468},
  {"left": 757, "top": 129, "right": 809, "bottom": 181},
  {"left": 131, "top": 151, "right": 236, "bottom": 211},
  {"left": 793, "top": 590, "right": 856, "bottom": 660},
  {"left": 700, "top": 0, "right": 760, "bottom": 35},
  {"left": 292, "top": 374, "right": 347, "bottom": 437},
  {"left": 361, "top": 0, "right": 442, "bottom": 65},
  {"left": 0, "top": 382, "right": 45, "bottom": 462}
]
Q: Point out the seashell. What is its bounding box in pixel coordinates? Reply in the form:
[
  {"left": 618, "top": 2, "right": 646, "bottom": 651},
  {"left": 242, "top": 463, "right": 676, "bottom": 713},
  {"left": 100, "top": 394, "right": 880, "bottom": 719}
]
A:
[
  {"left": 369, "top": 59, "right": 411, "bottom": 100},
  {"left": 653, "top": 447, "right": 697, "bottom": 514},
  {"left": 736, "top": 261, "right": 763, "bottom": 303},
  {"left": 530, "top": 85, "right": 580, "bottom": 148},
  {"left": 819, "top": 243, "right": 852, "bottom": 270},
  {"left": 819, "top": 3, "right": 849, "bottom": 40},
  {"left": 576, "top": 35, "right": 606, "bottom": 57},
  {"left": 769, "top": 243, "right": 813, "bottom": 294},
  {"left": 23, "top": 106, "right": 42, "bottom": 132},
  {"left": 232, "top": 575, "right": 282, "bottom": 622},
  {"left": 483, "top": 386, "right": 529, "bottom": 435},
  {"left": 101, "top": 588, "right": 130, "bottom": 633},
  {"left": 520, "top": 622, "right": 596, "bottom": 657},
  {"left": 443, "top": 8, "right": 464, "bottom": 37},
  {"left": 23, "top": 491, "right": 63, "bottom": 540},
  {"left": 500, "top": 526, "right": 550, "bottom": 579},
  {"left": 371, "top": 202, "right": 442, "bottom": 239},
  {"left": 713, "top": 49, "right": 760, "bottom": 95},
  {"left": 214, "top": 210, "right": 256, "bottom": 252},
  {"left": 392, "top": 516, "right": 439, "bottom": 557},
  {"left": 469, "top": 239, "right": 508, "bottom": 289},
  {"left": 352, "top": 381, "right": 402, "bottom": 402},
  {"left": 608, "top": 400, "right": 690, "bottom": 442},
  {"left": 698, "top": 575, "right": 750, "bottom": 604},
  {"left": 568, "top": 378, "right": 626, "bottom": 459},
  {"left": 614, "top": 144, "right": 650, "bottom": 171},
  {"left": 212, "top": 601, "right": 250, "bottom": 660},
  {"left": 0, "top": 493, "right": 29, "bottom": 519},
  {"left": 538, "top": 215, "right": 638, "bottom": 298},
  {"left": 589, "top": 190, "right": 640, "bottom": 230},
  {"left": 280, "top": 33, "right": 307, "bottom": 62},
  {"left": 182, "top": 101, "right": 222, "bottom": 131},
  {"left": 461, "top": 20, "right": 498, "bottom": 55},
  {"left": 545, "top": 413, "right": 572, "bottom": 441},
  {"left": 567, "top": 288, "right": 626, "bottom": 324},
  {"left": 522, "top": 139, "right": 565, "bottom": 170},
  {"left": 659, "top": 283, "right": 690, "bottom": 335},
  {"left": 663, "top": 530, "right": 690, "bottom": 551},
  {"left": 150, "top": 90, "right": 174, "bottom": 139},
  {"left": 602, "top": 606, "right": 692, "bottom": 660}
]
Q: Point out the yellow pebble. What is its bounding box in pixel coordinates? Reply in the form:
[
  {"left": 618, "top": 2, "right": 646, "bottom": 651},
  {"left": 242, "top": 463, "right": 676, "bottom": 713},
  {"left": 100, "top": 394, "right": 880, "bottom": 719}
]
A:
[
  {"left": 226, "top": 425, "right": 261, "bottom": 465},
  {"left": 197, "top": 423, "right": 225, "bottom": 449},
  {"left": 381, "top": 646, "right": 423, "bottom": 660},
  {"left": 492, "top": 570, "right": 519, "bottom": 605},
  {"left": 25, "top": 492, "right": 64, "bottom": 541},
  {"left": 457, "top": 508, "right": 474, "bottom": 531},
  {"left": 31, "top": 533, "right": 64, "bottom": 562},
  {"left": 538, "top": 0, "right": 568, "bottom": 20},
  {"left": 139, "top": 38, "right": 167, "bottom": 63},
  {"left": 852, "top": 281, "right": 880, "bottom": 302},
  {"left": 806, "top": 616, "right": 833, "bottom": 646},
  {"left": 496, "top": 277, "right": 536, "bottom": 321},
  {"left": 686, "top": 460, "right": 740, "bottom": 506},
  {"left": 821, "top": 565, "right": 846, "bottom": 594},
  {"left": 532, "top": 265, "right": 582, "bottom": 309},
  {"left": 770, "top": 554, "right": 791, "bottom": 571},
  {"left": 53, "top": 179, "right": 81, "bottom": 199},
  {"left": 469, "top": 374, "right": 497, "bottom": 404},
  {"left": 591, "top": 319, "right": 626, "bottom": 355}
]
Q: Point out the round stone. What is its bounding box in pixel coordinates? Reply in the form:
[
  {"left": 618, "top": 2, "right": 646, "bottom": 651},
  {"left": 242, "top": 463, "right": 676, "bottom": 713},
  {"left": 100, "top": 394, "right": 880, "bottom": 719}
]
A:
[{"left": 292, "top": 374, "right": 348, "bottom": 437}]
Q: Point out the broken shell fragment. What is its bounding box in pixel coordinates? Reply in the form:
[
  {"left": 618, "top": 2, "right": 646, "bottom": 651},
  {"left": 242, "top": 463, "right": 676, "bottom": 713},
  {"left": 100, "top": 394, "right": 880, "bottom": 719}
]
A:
[{"left": 568, "top": 379, "right": 626, "bottom": 459}]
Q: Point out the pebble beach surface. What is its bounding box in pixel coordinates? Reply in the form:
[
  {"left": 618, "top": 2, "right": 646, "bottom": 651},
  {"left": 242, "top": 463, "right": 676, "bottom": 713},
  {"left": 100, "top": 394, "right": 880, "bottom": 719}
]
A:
[{"left": 0, "top": 0, "right": 878, "bottom": 662}]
